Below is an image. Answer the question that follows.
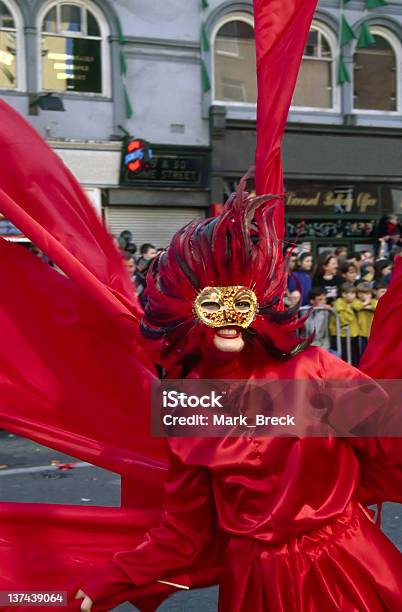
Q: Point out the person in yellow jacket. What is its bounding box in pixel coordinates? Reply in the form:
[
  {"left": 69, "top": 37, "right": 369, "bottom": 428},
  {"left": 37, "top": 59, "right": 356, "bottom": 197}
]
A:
[
  {"left": 329, "top": 283, "right": 360, "bottom": 365},
  {"left": 353, "top": 282, "right": 378, "bottom": 357}
]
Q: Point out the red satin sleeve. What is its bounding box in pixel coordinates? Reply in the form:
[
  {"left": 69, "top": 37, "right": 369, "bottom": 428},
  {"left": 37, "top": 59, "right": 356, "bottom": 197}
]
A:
[
  {"left": 350, "top": 392, "right": 402, "bottom": 505},
  {"left": 318, "top": 350, "right": 402, "bottom": 506},
  {"left": 81, "top": 442, "right": 213, "bottom": 603}
]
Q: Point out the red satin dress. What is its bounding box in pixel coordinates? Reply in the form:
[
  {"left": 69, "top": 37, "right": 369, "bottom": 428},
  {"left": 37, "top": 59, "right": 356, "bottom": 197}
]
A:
[{"left": 82, "top": 346, "right": 402, "bottom": 611}]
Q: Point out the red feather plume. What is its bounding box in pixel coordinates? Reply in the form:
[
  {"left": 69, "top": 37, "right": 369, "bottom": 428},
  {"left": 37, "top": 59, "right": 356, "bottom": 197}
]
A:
[{"left": 141, "top": 179, "right": 311, "bottom": 371}]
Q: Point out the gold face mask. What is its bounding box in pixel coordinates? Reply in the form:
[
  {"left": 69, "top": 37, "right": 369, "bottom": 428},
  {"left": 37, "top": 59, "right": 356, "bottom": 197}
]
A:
[{"left": 194, "top": 286, "right": 258, "bottom": 329}]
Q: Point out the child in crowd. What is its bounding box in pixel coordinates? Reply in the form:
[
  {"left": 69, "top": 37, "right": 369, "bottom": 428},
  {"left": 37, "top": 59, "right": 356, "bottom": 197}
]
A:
[
  {"left": 312, "top": 251, "right": 342, "bottom": 302},
  {"left": 334, "top": 246, "right": 348, "bottom": 262},
  {"left": 287, "top": 252, "right": 313, "bottom": 306},
  {"left": 340, "top": 262, "right": 358, "bottom": 286},
  {"left": 353, "top": 282, "right": 377, "bottom": 356},
  {"left": 329, "top": 283, "right": 360, "bottom": 365},
  {"left": 374, "top": 281, "right": 387, "bottom": 300},
  {"left": 305, "top": 288, "right": 331, "bottom": 350},
  {"left": 285, "top": 289, "right": 301, "bottom": 308},
  {"left": 375, "top": 259, "right": 393, "bottom": 286},
  {"left": 346, "top": 252, "right": 362, "bottom": 278}
]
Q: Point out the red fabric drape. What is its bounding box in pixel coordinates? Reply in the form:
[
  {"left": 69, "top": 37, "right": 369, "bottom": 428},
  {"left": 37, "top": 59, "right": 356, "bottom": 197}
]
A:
[
  {"left": 0, "top": 102, "right": 169, "bottom": 608},
  {"left": 0, "top": 102, "right": 144, "bottom": 325},
  {"left": 0, "top": 100, "right": 164, "bottom": 469},
  {"left": 0, "top": 239, "right": 165, "bottom": 474},
  {"left": 253, "top": 0, "right": 319, "bottom": 238},
  {"left": 0, "top": 0, "right": 320, "bottom": 607}
]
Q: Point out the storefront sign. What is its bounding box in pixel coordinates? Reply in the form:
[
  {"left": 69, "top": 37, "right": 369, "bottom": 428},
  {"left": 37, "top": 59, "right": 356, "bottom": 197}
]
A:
[
  {"left": 223, "top": 180, "right": 398, "bottom": 215},
  {"left": 121, "top": 149, "right": 209, "bottom": 188},
  {"left": 285, "top": 182, "right": 380, "bottom": 214}
]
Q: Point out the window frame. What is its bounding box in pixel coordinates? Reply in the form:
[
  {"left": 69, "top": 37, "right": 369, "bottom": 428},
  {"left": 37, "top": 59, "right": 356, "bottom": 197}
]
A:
[
  {"left": 290, "top": 21, "right": 340, "bottom": 114},
  {"left": 0, "top": 0, "right": 25, "bottom": 92},
  {"left": 211, "top": 11, "right": 257, "bottom": 108},
  {"left": 37, "top": 0, "right": 111, "bottom": 98},
  {"left": 352, "top": 26, "right": 401, "bottom": 116}
]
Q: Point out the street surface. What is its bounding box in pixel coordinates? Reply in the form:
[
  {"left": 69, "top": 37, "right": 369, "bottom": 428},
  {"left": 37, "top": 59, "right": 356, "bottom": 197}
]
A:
[{"left": 1, "top": 430, "right": 401, "bottom": 611}]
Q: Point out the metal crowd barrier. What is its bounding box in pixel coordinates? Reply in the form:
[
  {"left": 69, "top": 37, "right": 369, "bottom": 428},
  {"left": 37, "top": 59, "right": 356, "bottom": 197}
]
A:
[{"left": 299, "top": 306, "right": 352, "bottom": 365}]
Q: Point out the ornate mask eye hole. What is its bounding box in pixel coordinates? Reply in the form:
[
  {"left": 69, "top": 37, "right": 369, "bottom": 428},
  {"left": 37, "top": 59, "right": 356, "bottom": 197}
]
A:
[
  {"left": 234, "top": 300, "right": 252, "bottom": 313},
  {"left": 201, "top": 301, "right": 221, "bottom": 313}
]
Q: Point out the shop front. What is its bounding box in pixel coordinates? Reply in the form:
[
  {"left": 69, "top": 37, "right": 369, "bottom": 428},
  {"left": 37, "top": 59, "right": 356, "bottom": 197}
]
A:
[
  {"left": 283, "top": 180, "right": 402, "bottom": 256},
  {"left": 105, "top": 144, "right": 210, "bottom": 250},
  {"left": 210, "top": 109, "right": 402, "bottom": 256},
  {"left": 222, "top": 175, "right": 401, "bottom": 256}
]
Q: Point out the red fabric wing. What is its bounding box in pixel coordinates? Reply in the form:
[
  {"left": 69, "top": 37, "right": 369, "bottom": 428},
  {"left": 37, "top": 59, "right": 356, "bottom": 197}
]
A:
[
  {"left": 253, "top": 0, "right": 319, "bottom": 238},
  {"left": 0, "top": 102, "right": 167, "bottom": 605},
  {"left": 0, "top": 101, "right": 143, "bottom": 327},
  {"left": 0, "top": 239, "right": 164, "bottom": 471}
]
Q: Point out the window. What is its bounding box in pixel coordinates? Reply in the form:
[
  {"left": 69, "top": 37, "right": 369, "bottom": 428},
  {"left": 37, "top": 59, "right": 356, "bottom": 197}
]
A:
[
  {"left": 292, "top": 25, "right": 336, "bottom": 110},
  {"left": 0, "top": 0, "right": 17, "bottom": 89},
  {"left": 391, "top": 188, "right": 402, "bottom": 214},
  {"left": 40, "top": 1, "right": 109, "bottom": 95},
  {"left": 214, "top": 17, "right": 257, "bottom": 104},
  {"left": 354, "top": 33, "right": 398, "bottom": 112}
]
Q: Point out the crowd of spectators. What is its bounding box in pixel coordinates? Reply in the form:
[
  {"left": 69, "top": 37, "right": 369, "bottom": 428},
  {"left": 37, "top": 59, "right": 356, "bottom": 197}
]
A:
[
  {"left": 116, "top": 230, "right": 159, "bottom": 310},
  {"left": 116, "top": 216, "right": 402, "bottom": 365},
  {"left": 286, "top": 227, "right": 401, "bottom": 364}
]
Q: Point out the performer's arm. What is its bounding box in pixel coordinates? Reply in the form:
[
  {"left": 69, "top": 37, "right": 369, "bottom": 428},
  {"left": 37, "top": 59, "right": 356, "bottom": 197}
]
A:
[
  {"left": 80, "top": 443, "right": 213, "bottom": 604},
  {"left": 318, "top": 350, "right": 402, "bottom": 506}
]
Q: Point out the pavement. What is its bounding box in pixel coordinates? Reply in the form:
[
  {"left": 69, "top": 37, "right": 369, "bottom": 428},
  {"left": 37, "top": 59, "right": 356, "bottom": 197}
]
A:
[{"left": 1, "top": 429, "right": 401, "bottom": 611}]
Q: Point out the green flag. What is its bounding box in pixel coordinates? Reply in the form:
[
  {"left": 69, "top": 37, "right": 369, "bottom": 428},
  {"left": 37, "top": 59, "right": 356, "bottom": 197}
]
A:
[
  {"left": 201, "top": 60, "right": 211, "bottom": 92},
  {"left": 338, "top": 55, "right": 351, "bottom": 84},
  {"left": 115, "top": 16, "right": 125, "bottom": 46},
  {"left": 358, "top": 22, "right": 376, "bottom": 48},
  {"left": 119, "top": 49, "right": 127, "bottom": 77},
  {"left": 340, "top": 16, "right": 356, "bottom": 46},
  {"left": 367, "top": 0, "right": 387, "bottom": 9},
  {"left": 201, "top": 22, "right": 210, "bottom": 52},
  {"left": 124, "top": 85, "right": 134, "bottom": 119}
]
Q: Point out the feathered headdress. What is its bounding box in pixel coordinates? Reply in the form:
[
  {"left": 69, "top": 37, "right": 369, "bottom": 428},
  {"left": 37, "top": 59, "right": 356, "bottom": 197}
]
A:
[{"left": 141, "top": 175, "right": 310, "bottom": 372}]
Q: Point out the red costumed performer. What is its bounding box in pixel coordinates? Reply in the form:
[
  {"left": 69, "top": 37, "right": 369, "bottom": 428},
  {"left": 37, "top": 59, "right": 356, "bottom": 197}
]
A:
[
  {"left": 0, "top": 1, "right": 401, "bottom": 611},
  {"left": 77, "top": 180, "right": 402, "bottom": 611}
]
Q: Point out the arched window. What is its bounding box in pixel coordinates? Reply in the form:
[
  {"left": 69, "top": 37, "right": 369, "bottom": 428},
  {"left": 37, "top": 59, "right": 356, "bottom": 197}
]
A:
[
  {"left": 213, "top": 16, "right": 257, "bottom": 104},
  {"left": 0, "top": 0, "right": 18, "bottom": 89},
  {"left": 40, "top": 1, "right": 109, "bottom": 95},
  {"left": 292, "top": 24, "right": 336, "bottom": 110},
  {"left": 353, "top": 31, "right": 398, "bottom": 112}
]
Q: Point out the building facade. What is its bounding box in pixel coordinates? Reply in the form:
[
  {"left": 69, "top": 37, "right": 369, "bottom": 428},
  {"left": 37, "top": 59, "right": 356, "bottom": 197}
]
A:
[
  {"left": 0, "top": 0, "right": 401, "bottom": 251},
  {"left": 207, "top": 0, "right": 402, "bottom": 254}
]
